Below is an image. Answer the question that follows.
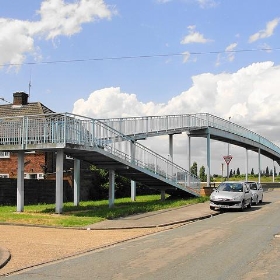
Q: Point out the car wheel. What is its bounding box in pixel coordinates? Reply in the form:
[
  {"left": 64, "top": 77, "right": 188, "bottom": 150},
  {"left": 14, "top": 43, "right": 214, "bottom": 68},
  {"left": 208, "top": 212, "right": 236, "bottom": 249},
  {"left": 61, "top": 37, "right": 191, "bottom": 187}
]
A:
[
  {"left": 210, "top": 206, "right": 215, "bottom": 210},
  {"left": 247, "top": 199, "right": 252, "bottom": 209}
]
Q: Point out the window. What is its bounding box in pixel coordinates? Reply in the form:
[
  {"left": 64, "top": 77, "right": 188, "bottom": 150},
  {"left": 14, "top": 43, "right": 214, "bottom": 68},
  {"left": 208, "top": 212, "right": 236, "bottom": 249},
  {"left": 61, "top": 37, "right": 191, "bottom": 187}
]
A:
[{"left": 0, "top": 152, "right": 10, "bottom": 158}]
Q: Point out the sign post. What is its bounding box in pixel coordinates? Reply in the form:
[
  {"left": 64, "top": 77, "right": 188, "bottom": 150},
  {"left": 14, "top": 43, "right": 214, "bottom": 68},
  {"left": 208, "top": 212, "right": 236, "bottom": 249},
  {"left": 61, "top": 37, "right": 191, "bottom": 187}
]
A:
[{"left": 223, "top": 155, "right": 232, "bottom": 180}]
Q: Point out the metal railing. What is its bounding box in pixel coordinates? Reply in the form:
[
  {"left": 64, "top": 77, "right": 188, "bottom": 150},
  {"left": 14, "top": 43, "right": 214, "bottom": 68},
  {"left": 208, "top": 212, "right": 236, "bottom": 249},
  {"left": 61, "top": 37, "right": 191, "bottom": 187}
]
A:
[
  {"left": 0, "top": 113, "right": 201, "bottom": 192},
  {"left": 99, "top": 113, "right": 280, "bottom": 155}
]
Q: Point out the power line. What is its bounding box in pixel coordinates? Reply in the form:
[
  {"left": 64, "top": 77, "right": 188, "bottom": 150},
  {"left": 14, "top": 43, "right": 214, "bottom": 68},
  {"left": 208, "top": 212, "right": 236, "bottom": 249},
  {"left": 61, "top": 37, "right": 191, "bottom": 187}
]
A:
[
  {"left": 1, "top": 47, "right": 279, "bottom": 67},
  {"left": 0, "top": 97, "right": 11, "bottom": 104}
]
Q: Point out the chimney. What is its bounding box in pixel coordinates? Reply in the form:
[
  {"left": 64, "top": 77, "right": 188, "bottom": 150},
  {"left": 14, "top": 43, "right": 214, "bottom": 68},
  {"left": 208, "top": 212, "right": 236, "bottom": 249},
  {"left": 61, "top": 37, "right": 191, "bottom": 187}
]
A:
[{"left": 13, "top": 92, "right": 29, "bottom": 105}]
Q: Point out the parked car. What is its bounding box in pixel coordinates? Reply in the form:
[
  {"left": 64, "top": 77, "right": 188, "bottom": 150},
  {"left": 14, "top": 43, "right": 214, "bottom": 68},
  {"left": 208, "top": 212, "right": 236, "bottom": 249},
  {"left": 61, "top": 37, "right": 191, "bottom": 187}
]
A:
[
  {"left": 245, "top": 181, "right": 263, "bottom": 204},
  {"left": 210, "top": 181, "right": 252, "bottom": 211}
]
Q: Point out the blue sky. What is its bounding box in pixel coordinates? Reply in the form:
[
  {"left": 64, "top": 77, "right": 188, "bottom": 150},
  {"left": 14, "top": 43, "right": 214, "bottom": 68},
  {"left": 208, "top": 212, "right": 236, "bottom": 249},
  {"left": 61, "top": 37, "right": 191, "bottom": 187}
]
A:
[{"left": 1, "top": 0, "right": 280, "bottom": 174}]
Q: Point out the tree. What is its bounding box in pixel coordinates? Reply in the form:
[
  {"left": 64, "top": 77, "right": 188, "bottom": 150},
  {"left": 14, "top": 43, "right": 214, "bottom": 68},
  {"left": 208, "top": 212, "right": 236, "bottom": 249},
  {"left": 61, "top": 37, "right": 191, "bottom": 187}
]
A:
[
  {"left": 265, "top": 166, "right": 269, "bottom": 177},
  {"left": 229, "top": 169, "right": 233, "bottom": 177},
  {"left": 251, "top": 168, "right": 254, "bottom": 175},
  {"left": 190, "top": 162, "right": 198, "bottom": 177},
  {"left": 199, "top": 165, "right": 207, "bottom": 182},
  {"left": 236, "top": 168, "right": 240, "bottom": 176},
  {"left": 270, "top": 169, "right": 273, "bottom": 176}
]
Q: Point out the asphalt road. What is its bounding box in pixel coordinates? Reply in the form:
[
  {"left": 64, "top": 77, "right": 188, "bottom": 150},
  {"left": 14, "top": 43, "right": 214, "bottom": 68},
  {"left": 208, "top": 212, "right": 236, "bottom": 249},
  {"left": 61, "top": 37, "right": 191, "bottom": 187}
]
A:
[{"left": 5, "top": 189, "right": 280, "bottom": 280}]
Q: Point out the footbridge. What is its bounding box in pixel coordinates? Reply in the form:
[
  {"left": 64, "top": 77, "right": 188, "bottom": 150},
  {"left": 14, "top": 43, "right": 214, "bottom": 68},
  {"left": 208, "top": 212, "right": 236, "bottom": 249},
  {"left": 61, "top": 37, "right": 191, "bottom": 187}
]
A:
[
  {"left": 0, "top": 113, "right": 200, "bottom": 213},
  {"left": 100, "top": 113, "right": 280, "bottom": 180},
  {"left": 1, "top": 112, "right": 280, "bottom": 213}
]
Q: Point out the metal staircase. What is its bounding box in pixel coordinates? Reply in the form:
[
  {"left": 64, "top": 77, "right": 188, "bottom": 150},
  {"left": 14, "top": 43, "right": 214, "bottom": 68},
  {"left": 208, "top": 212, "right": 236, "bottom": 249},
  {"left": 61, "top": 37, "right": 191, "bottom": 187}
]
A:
[{"left": 0, "top": 113, "right": 201, "bottom": 197}]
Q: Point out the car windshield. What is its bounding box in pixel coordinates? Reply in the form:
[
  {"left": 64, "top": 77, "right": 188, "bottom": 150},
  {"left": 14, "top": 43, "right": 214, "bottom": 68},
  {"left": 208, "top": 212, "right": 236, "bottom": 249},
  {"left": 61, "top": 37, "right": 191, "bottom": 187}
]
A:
[
  {"left": 217, "top": 182, "right": 243, "bottom": 192},
  {"left": 248, "top": 183, "right": 257, "bottom": 190}
]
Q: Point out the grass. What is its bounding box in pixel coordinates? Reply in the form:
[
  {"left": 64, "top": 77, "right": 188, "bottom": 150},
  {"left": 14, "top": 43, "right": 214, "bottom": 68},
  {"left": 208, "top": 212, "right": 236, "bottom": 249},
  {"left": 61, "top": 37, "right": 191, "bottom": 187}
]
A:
[{"left": 0, "top": 195, "right": 209, "bottom": 228}]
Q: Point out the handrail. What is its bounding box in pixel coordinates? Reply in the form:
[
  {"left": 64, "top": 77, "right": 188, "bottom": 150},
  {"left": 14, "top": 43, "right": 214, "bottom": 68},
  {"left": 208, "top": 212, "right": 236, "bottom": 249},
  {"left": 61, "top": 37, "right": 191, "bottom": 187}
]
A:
[
  {"left": 98, "top": 113, "right": 280, "bottom": 155},
  {"left": 0, "top": 113, "right": 200, "bottom": 190}
]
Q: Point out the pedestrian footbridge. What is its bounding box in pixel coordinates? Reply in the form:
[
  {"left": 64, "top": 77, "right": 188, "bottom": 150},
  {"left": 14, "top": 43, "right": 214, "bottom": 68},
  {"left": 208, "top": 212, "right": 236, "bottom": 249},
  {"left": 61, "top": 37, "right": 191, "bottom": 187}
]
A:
[{"left": 0, "top": 112, "right": 279, "bottom": 213}]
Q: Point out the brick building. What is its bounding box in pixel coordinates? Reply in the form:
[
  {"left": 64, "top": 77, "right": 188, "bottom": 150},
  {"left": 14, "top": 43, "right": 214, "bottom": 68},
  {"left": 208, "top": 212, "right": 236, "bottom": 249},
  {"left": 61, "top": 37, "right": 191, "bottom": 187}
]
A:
[{"left": 0, "top": 92, "right": 57, "bottom": 179}]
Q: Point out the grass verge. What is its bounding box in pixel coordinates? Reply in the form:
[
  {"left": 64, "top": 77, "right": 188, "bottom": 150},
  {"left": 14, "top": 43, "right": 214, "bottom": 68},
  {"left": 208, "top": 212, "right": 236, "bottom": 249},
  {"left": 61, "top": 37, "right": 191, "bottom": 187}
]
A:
[{"left": 0, "top": 195, "right": 209, "bottom": 228}]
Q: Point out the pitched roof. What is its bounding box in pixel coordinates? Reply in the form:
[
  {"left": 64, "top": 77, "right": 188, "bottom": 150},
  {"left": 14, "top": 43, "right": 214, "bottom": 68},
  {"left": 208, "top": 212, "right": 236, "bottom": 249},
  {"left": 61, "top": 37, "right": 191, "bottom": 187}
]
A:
[{"left": 0, "top": 102, "right": 55, "bottom": 118}]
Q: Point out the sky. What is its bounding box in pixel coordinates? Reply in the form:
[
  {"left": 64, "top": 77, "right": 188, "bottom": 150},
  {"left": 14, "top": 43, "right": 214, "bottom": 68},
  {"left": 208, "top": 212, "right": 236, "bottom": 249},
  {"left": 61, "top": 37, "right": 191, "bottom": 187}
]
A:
[{"left": 1, "top": 0, "right": 280, "bottom": 176}]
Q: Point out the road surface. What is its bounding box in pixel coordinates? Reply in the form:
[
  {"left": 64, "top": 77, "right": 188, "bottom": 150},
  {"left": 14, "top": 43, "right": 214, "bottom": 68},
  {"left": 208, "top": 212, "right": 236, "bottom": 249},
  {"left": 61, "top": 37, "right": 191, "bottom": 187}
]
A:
[{"left": 5, "top": 189, "right": 280, "bottom": 280}]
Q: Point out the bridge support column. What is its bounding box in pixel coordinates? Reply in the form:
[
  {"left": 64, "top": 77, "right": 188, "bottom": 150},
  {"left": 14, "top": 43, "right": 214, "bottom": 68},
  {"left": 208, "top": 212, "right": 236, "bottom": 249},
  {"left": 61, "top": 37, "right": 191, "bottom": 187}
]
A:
[
  {"left": 245, "top": 149, "right": 248, "bottom": 181},
  {"left": 258, "top": 148, "right": 261, "bottom": 183},
  {"left": 188, "top": 135, "right": 191, "bottom": 187},
  {"left": 56, "top": 150, "right": 64, "bottom": 214},
  {"left": 17, "top": 151, "right": 24, "bottom": 212},
  {"left": 169, "top": 134, "right": 173, "bottom": 161},
  {"left": 206, "top": 130, "right": 211, "bottom": 187},
  {"left": 160, "top": 189, "right": 165, "bottom": 201},
  {"left": 273, "top": 160, "right": 275, "bottom": 182},
  {"left": 109, "top": 169, "right": 115, "bottom": 208},
  {"left": 74, "top": 158, "right": 80, "bottom": 206},
  {"left": 130, "top": 140, "right": 136, "bottom": 201},
  {"left": 131, "top": 181, "right": 136, "bottom": 201}
]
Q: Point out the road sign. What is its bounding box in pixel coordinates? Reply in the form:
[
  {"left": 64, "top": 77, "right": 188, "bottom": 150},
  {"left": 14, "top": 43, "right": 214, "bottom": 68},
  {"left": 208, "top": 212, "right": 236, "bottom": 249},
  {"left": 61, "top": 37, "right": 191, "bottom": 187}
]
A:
[{"left": 223, "top": 155, "right": 232, "bottom": 165}]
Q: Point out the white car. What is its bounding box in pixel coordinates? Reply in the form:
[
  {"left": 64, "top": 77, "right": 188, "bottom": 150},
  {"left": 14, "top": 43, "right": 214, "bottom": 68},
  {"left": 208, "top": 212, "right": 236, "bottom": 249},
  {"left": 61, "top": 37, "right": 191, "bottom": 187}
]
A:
[
  {"left": 210, "top": 181, "right": 252, "bottom": 211},
  {"left": 245, "top": 181, "right": 263, "bottom": 204}
]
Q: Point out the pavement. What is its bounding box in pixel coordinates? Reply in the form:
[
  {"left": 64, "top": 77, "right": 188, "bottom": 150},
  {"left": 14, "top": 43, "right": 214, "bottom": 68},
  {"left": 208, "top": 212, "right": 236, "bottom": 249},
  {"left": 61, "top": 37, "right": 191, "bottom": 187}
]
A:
[{"left": 0, "top": 201, "right": 218, "bottom": 269}]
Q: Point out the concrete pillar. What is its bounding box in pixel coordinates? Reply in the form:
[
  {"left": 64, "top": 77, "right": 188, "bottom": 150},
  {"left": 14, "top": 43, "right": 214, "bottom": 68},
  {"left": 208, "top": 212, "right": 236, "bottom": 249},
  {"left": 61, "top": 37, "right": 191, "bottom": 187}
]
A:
[
  {"left": 56, "top": 150, "right": 64, "bottom": 214},
  {"left": 206, "top": 130, "right": 211, "bottom": 187},
  {"left": 17, "top": 151, "right": 24, "bottom": 212},
  {"left": 74, "top": 158, "right": 80, "bottom": 206},
  {"left": 109, "top": 169, "right": 115, "bottom": 208}
]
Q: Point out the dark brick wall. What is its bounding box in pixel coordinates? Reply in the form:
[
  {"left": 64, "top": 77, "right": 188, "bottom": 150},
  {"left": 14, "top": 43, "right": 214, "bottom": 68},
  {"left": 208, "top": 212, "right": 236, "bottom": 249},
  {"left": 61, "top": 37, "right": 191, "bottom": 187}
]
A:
[{"left": 0, "top": 178, "right": 73, "bottom": 206}]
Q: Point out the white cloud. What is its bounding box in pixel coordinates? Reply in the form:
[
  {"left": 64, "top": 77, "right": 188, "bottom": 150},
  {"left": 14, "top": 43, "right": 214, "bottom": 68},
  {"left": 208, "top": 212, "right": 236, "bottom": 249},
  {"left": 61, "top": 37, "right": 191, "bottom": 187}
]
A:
[
  {"left": 156, "top": 0, "right": 172, "bottom": 3},
  {"left": 182, "top": 51, "right": 190, "bottom": 63},
  {"left": 196, "top": 0, "right": 218, "bottom": 9},
  {"left": 216, "top": 43, "right": 237, "bottom": 66},
  {"left": 72, "top": 61, "right": 280, "bottom": 174},
  {"left": 181, "top": 25, "right": 212, "bottom": 44},
  {"left": 72, "top": 87, "right": 165, "bottom": 118},
  {"left": 225, "top": 42, "right": 237, "bottom": 62},
  {"left": 73, "top": 61, "right": 280, "bottom": 141},
  {"left": 249, "top": 18, "right": 280, "bottom": 43},
  {"left": 0, "top": 0, "right": 114, "bottom": 67}
]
